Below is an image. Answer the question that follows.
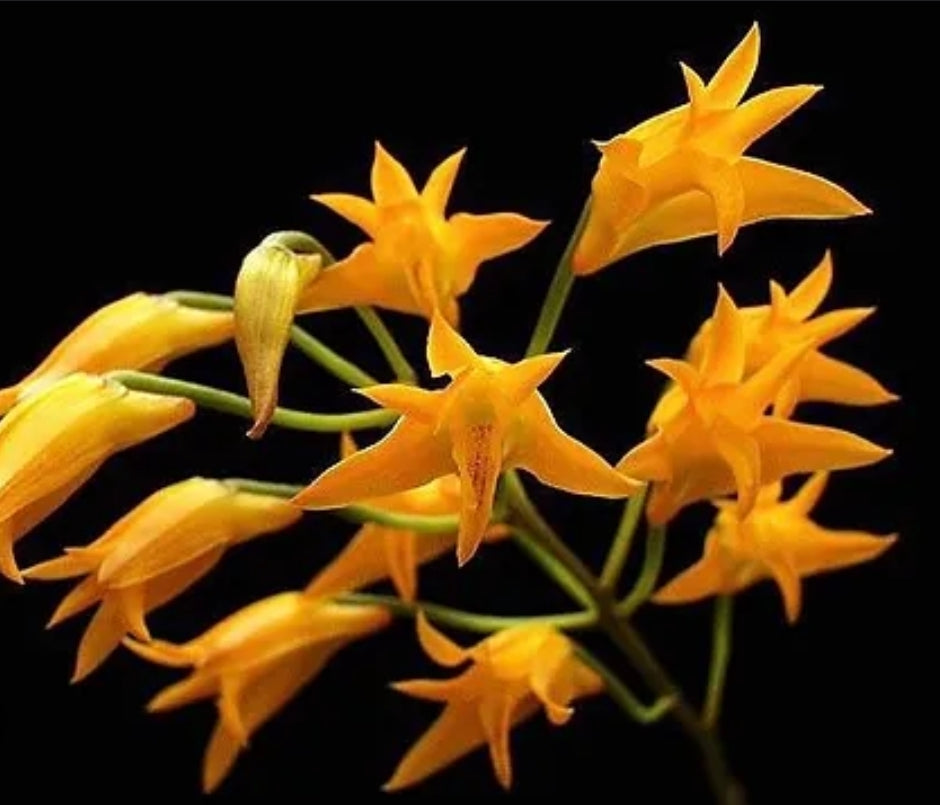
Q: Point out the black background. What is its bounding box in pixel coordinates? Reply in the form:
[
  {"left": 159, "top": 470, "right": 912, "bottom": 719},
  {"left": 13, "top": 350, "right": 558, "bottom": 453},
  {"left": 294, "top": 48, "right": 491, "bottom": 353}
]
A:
[{"left": 0, "top": 3, "right": 926, "bottom": 804}]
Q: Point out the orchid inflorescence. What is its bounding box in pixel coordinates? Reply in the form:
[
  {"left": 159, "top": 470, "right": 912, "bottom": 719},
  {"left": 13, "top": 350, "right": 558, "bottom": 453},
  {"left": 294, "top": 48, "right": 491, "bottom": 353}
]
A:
[{"left": 2, "top": 24, "right": 896, "bottom": 803}]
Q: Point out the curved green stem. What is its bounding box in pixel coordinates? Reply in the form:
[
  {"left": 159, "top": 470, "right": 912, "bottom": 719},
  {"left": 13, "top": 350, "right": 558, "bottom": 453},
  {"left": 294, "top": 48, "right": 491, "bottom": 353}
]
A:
[
  {"left": 502, "top": 469, "right": 744, "bottom": 805},
  {"left": 109, "top": 371, "right": 397, "bottom": 432},
  {"left": 354, "top": 306, "right": 417, "bottom": 384},
  {"left": 165, "top": 290, "right": 378, "bottom": 388},
  {"left": 340, "top": 592, "right": 595, "bottom": 634},
  {"left": 573, "top": 644, "right": 676, "bottom": 724},
  {"left": 618, "top": 524, "right": 668, "bottom": 617},
  {"left": 600, "top": 485, "right": 648, "bottom": 591},
  {"left": 704, "top": 595, "right": 734, "bottom": 729},
  {"left": 525, "top": 201, "right": 591, "bottom": 357}
]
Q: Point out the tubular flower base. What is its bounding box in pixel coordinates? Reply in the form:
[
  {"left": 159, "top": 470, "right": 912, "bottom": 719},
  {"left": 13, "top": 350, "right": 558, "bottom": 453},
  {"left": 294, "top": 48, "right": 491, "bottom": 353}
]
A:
[
  {"left": 618, "top": 286, "right": 890, "bottom": 524},
  {"left": 386, "top": 614, "right": 603, "bottom": 791},
  {"left": 0, "top": 373, "right": 194, "bottom": 582},
  {"left": 299, "top": 142, "right": 547, "bottom": 324},
  {"left": 572, "top": 23, "right": 870, "bottom": 275},
  {"left": 0, "top": 293, "right": 233, "bottom": 415},
  {"left": 306, "top": 435, "right": 510, "bottom": 601},
  {"left": 654, "top": 473, "right": 897, "bottom": 622},
  {"left": 649, "top": 251, "right": 897, "bottom": 427},
  {"left": 125, "top": 593, "right": 391, "bottom": 793},
  {"left": 23, "top": 478, "right": 301, "bottom": 681},
  {"left": 294, "top": 312, "right": 639, "bottom": 565}
]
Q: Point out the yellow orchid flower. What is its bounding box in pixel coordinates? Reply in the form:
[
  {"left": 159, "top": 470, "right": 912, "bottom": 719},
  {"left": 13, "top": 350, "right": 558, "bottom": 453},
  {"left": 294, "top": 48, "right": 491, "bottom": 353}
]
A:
[
  {"left": 307, "top": 434, "right": 510, "bottom": 602},
  {"left": 294, "top": 313, "right": 639, "bottom": 565},
  {"left": 299, "top": 142, "right": 548, "bottom": 324},
  {"left": 654, "top": 473, "right": 897, "bottom": 622},
  {"left": 617, "top": 287, "right": 891, "bottom": 525},
  {"left": 386, "top": 614, "right": 603, "bottom": 791},
  {"left": 0, "top": 373, "right": 195, "bottom": 583},
  {"left": 572, "top": 23, "right": 870, "bottom": 275},
  {"left": 23, "top": 478, "right": 301, "bottom": 681},
  {"left": 0, "top": 293, "right": 233, "bottom": 415},
  {"left": 649, "top": 252, "right": 898, "bottom": 428},
  {"left": 125, "top": 593, "right": 390, "bottom": 793}
]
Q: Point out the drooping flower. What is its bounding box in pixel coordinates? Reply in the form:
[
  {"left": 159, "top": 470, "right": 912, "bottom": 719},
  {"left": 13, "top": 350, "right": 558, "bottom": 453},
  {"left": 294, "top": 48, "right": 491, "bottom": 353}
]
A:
[
  {"left": 0, "top": 373, "right": 195, "bottom": 582},
  {"left": 649, "top": 252, "right": 898, "bottom": 428},
  {"left": 294, "top": 313, "right": 638, "bottom": 565},
  {"left": 125, "top": 593, "right": 390, "bottom": 793},
  {"left": 306, "top": 434, "right": 510, "bottom": 602},
  {"left": 617, "top": 287, "right": 891, "bottom": 524},
  {"left": 572, "top": 23, "right": 870, "bottom": 275},
  {"left": 385, "top": 614, "right": 603, "bottom": 791},
  {"left": 298, "top": 142, "right": 547, "bottom": 324},
  {"left": 233, "top": 239, "right": 323, "bottom": 438},
  {"left": 654, "top": 473, "right": 897, "bottom": 622},
  {"left": 0, "top": 293, "right": 233, "bottom": 415},
  {"left": 23, "top": 478, "right": 301, "bottom": 681}
]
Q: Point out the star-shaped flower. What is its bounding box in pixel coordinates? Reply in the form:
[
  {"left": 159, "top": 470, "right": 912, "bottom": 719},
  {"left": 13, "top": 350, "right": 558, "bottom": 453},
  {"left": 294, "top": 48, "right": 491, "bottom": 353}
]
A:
[
  {"left": 385, "top": 614, "right": 603, "bottom": 791},
  {"left": 649, "top": 251, "right": 898, "bottom": 428},
  {"left": 617, "top": 286, "right": 891, "bottom": 524},
  {"left": 572, "top": 23, "right": 870, "bottom": 275},
  {"left": 24, "top": 477, "right": 301, "bottom": 681},
  {"left": 298, "top": 142, "right": 548, "bottom": 324},
  {"left": 294, "top": 313, "right": 639, "bottom": 565},
  {"left": 306, "top": 434, "right": 509, "bottom": 602},
  {"left": 653, "top": 473, "right": 897, "bottom": 622},
  {"left": 125, "top": 593, "right": 390, "bottom": 793}
]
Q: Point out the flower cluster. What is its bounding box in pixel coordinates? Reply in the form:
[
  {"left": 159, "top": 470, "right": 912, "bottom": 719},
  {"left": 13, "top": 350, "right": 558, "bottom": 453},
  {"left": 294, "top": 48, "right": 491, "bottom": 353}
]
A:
[{"left": 2, "top": 23, "right": 896, "bottom": 803}]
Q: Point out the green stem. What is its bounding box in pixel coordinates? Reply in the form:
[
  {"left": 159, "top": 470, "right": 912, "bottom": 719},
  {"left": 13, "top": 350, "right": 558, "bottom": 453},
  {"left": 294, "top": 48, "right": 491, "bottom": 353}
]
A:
[
  {"left": 165, "top": 290, "right": 378, "bottom": 389},
  {"left": 599, "top": 484, "right": 648, "bottom": 592},
  {"left": 502, "top": 469, "right": 744, "bottom": 805},
  {"left": 573, "top": 643, "right": 676, "bottom": 724},
  {"left": 340, "top": 592, "right": 594, "bottom": 634},
  {"left": 525, "top": 201, "right": 591, "bottom": 357},
  {"left": 618, "top": 524, "right": 668, "bottom": 617},
  {"left": 704, "top": 595, "right": 734, "bottom": 729},
  {"left": 354, "top": 306, "right": 418, "bottom": 384},
  {"left": 509, "top": 527, "right": 596, "bottom": 610},
  {"left": 109, "top": 371, "right": 397, "bottom": 432}
]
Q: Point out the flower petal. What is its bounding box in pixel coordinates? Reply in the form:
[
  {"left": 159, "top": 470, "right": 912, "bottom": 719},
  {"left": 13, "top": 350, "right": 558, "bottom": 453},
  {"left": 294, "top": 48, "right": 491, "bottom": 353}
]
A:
[
  {"left": 310, "top": 193, "right": 378, "bottom": 238},
  {"left": 700, "top": 286, "right": 745, "bottom": 385},
  {"left": 787, "top": 251, "right": 833, "bottom": 320},
  {"left": 371, "top": 142, "right": 419, "bottom": 205},
  {"left": 798, "top": 351, "right": 898, "bottom": 407},
  {"left": 427, "top": 310, "right": 480, "bottom": 377},
  {"left": 707, "top": 22, "right": 760, "bottom": 107},
  {"left": 421, "top": 148, "right": 466, "bottom": 217}
]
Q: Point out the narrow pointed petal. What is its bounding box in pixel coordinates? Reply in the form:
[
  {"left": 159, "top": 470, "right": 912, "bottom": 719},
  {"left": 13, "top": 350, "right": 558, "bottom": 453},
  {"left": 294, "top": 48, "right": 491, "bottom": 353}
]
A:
[
  {"left": 452, "top": 422, "right": 503, "bottom": 565},
  {"left": 385, "top": 532, "right": 419, "bottom": 602},
  {"left": 788, "top": 250, "right": 833, "bottom": 319},
  {"left": 495, "top": 352, "right": 568, "bottom": 406},
  {"left": 787, "top": 472, "right": 829, "bottom": 515},
  {"left": 772, "top": 376, "right": 801, "bottom": 419},
  {"left": 798, "top": 351, "right": 898, "bottom": 406},
  {"left": 23, "top": 551, "right": 99, "bottom": 581},
  {"left": 390, "top": 677, "right": 469, "bottom": 702},
  {"left": 701, "top": 286, "right": 745, "bottom": 384},
  {"left": 355, "top": 384, "right": 440, "bottom": 421},
  {"left": 530, "top": 636, "right": 576, "bottom": 725},
  {"left": 416, "top": 612, "right": 468, "bottom": 667},
  {"left": 480, "top": 694, "right": 516, "bottom": 789},
  {"left": 755, "top": 418, "right": 891, "bottom": 483},
  {"left": 371, "top": 142, "right": 419, "bottom": 205},
  {"left": 711, "top": 419, "right": 761, "bottom": 516},
  {"left": 764, "top": 553, "right": 803, "bottom": 623},
  {"left": 447, "top": 213, "right": 548, "bottom": 295},
  {"left": 0, "top": 535, "right": 22, "bottom": 583},
  {"left": 427, "top": 310, "right": 479, "bottom": 377},
  {"left": 789, "top": 526, "right": 897, "bottom": 576},
  {"left": 339, "top": 432, "right": 358, "bottom": 460},
  {"left": 732, "top": 340, "right": 814, "bottom": 424},
  {"left": 304, "top": 525, "right": 395, "bottom": 599},
  {"left": 118, "top": 585, "right": 151, "bottom": 641},
  {"left": 143, "top": 547, "right": 226, "bottom": 612},
  {"left": 799, "top": 307, "right": 874, "bottom": 347},
  {"left": 384, "top": 704, "right": 486, "bottom": 792},
  {"left": 218, "top": 677, "right": 250, "bottom": 746},
  {"left": 148, "top": 673, "right": 218, "bottom": 712},
  {"left": 707, "top": 23, "right": 760, "bottom": 107},
  {"left": 72, "top": 598, "right": 126, "bottom": 682},
  {"left": 293, "top": 419, "right": 452, "bottom": 508},
  {"left": 653, "top": 550, "right": 732, "bottom": 604},
  {"left": 617, "top": 430, "right": 673, "bottom": 482},
  {"left": 421, "top": 149, "right": 466, "bottom": 216},
  {"left": 646, "top": 358, "right": 700, "bottom": 395},
  {"left": 680, "top": 63, "right": 709, "bottom": 110},
  {"left": 725, "top": 85, "right": 821, "bottom": 154},
  {"left": 47, "top": 576, "right": 104, "bottom": 626},
  {"left": 513, "top": 396, "right": 641, "bottom": 497},
  {"left": 310, "top": 193, "right": 378, "bottom": 238},
  {"left": 690, "top": 154, "right": 745, "bottom": 254}
]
